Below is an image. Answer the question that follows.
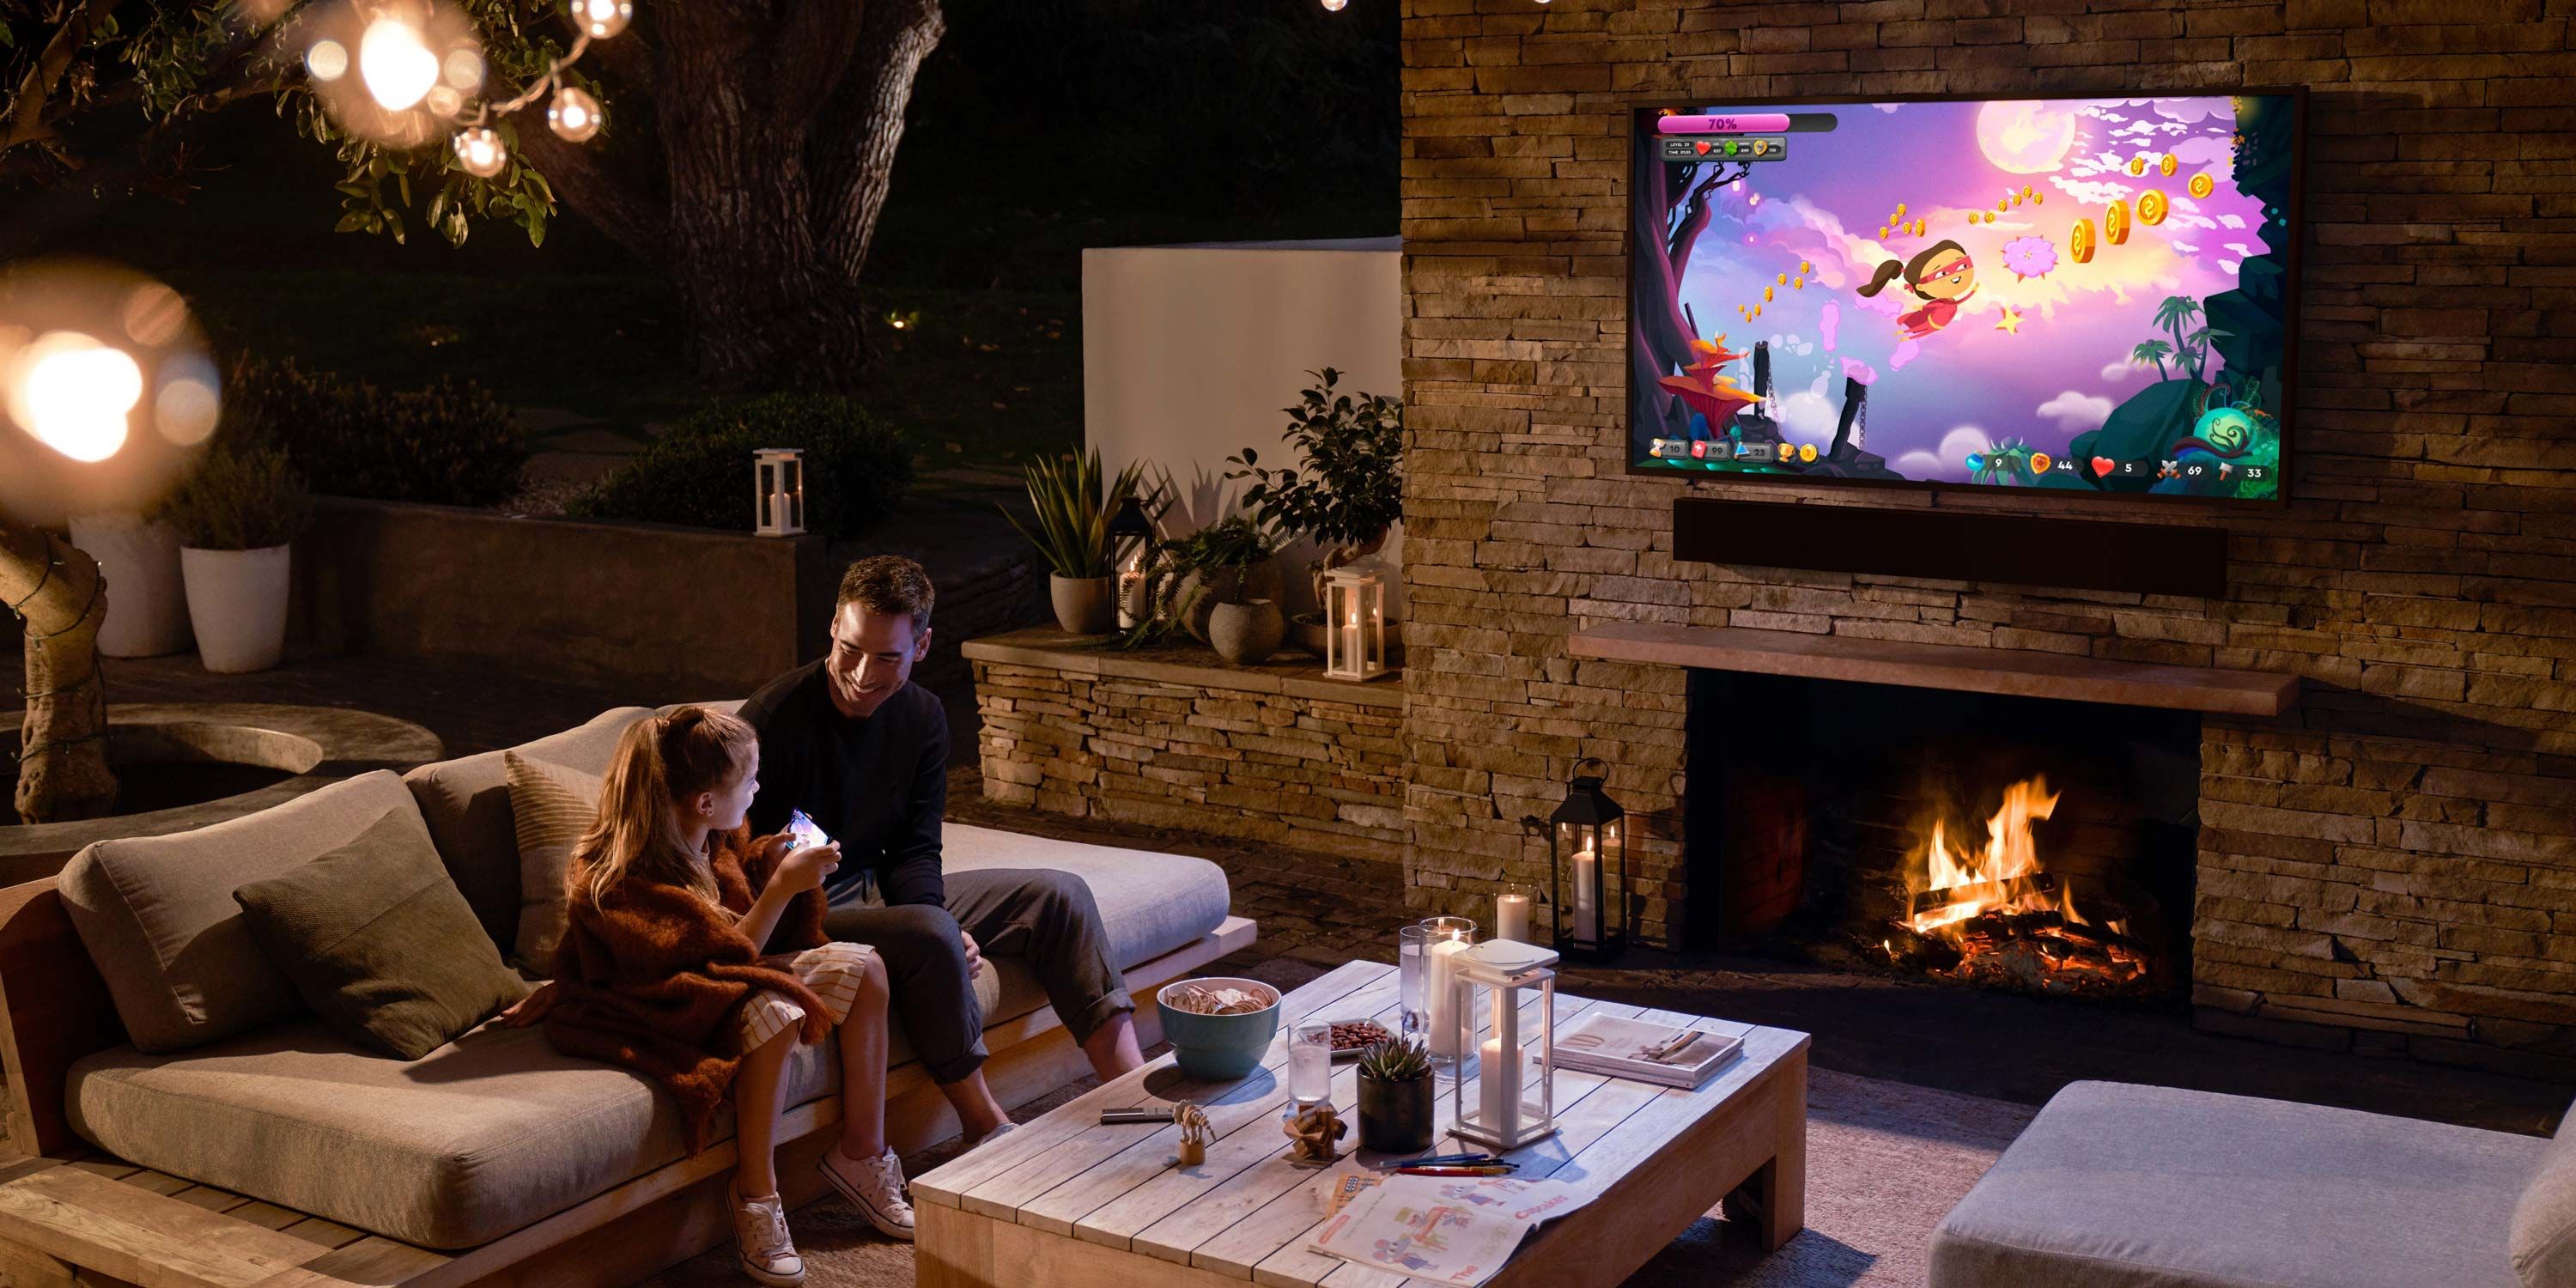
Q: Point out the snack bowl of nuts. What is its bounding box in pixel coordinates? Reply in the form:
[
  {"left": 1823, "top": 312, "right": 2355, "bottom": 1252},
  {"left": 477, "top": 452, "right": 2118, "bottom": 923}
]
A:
[
  {"left": 1328, "top": 1019, "right": 1395, "bottom": 1060},
  {"left": 1157, "top": 977, "right": 1282, "bottom": 1079}
]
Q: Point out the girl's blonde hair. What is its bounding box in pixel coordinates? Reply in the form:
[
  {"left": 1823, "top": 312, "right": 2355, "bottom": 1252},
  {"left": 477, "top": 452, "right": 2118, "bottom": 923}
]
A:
[{"left": 574, "top": 706, "right": 758, "bottom": 908}]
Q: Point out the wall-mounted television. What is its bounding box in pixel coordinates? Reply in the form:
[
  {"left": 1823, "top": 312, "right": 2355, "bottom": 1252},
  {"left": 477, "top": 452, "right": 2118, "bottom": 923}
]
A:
[{"left": 1628, "top": 91, "right": 2303, "bottom": 503}]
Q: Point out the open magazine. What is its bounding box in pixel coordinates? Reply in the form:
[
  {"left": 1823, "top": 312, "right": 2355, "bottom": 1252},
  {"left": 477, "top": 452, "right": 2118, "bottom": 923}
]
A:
[
  {"left": 1552, "top": 1014, "right": 1741, "bottom": 1089},
  {"left": 1310, "top": 1175, "right": 1595, "bottom": 1287}
]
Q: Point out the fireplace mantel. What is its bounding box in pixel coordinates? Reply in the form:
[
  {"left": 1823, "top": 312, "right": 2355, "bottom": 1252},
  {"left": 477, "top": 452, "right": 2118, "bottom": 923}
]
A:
[{"left": 1568, "top": 623, "right": 2298, "bottom": 717}]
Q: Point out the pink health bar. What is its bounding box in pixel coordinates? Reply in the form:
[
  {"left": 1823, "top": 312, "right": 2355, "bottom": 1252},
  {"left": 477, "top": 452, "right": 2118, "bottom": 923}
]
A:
[{"left": 1657, "top": 113, "right": 1793, "bottom": 135}]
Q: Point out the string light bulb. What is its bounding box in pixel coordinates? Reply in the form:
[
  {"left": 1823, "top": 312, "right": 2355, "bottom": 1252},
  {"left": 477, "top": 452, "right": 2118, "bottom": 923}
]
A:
[
  {"left": 453, "top": 126, "right": 507, "bottom": 177},
  {"left": 357, "top": 14, "right": 440, "bottom": 111},
  {"left": 548, "top": 87, "right": 605, "bottom": 142},
  {"left": 11, "top": 332, "right": 140, "bottom": 464},
  {"left": 569, "top": 0, "right": 631, "bottom": 39},
  {"left": 307, "top": 39, "right": 349, "bottom": 82}
]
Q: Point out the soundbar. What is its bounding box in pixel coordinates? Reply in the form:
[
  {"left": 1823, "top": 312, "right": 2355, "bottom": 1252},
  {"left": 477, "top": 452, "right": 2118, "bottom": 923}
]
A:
[{"left": 1674, "top": 497, "right": 2227, "bottom": 598}]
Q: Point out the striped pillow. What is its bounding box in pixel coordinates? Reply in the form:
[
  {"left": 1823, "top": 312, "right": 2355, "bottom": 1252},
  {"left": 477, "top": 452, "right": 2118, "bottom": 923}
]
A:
[{"left": 501, "top": 750, "right": 603, "bottom": 977}]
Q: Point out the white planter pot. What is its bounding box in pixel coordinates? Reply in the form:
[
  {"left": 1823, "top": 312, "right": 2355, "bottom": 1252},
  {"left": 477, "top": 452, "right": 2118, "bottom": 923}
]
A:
[
  {"left": 180, "top": 544, "right": 293, "bottom": 674},
  {"left": 67, "top": 514, "right": 193, "bottom": 658}
]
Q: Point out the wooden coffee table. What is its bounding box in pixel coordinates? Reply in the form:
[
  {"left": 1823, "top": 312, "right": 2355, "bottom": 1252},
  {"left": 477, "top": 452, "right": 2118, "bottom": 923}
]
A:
[{"left": 914, "top": 960, "right": 1809, "bottom": 1288}]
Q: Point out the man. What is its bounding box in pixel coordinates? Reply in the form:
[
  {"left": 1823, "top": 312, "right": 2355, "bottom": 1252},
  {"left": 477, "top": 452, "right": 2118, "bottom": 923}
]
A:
[{"left": 738, "top": 556, "right": 1143, "bottom": 1148}]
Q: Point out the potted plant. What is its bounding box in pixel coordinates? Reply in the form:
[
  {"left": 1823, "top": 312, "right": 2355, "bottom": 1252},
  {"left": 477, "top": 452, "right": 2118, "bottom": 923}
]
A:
[
  {"left": 66, "top": 507, "right": 192, "bottom": 658},
  {"left": 1355, "top": 1036, "right": 1436, "bottom": 1154},
  {"left": 1225, "top": 368, "right": 1404, "bottom": 659},
  {"left": 1189, "top": 518, "right": 1287, "bottom": 665},
  {"left": 1002, "top": 448, "right": 1151, "bottom": 635},
  {"left": 164, "top": 441, "right": 313, "bottom": 674}
]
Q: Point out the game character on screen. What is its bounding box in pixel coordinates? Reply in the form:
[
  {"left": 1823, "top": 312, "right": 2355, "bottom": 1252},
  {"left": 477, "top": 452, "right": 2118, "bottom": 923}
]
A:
[{"left": 1857, "top": 239, "right": 1978, "bottom": 339}]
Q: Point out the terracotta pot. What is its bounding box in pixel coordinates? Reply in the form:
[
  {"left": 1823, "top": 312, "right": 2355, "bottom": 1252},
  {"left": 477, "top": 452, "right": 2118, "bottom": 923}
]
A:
[
  {"left": 1358, "top": 1072, "right": 1437, "bottom": 1154},
  {"left": 1206, "top": 598, "right": 1285, "bottom": 665},
  {"left": 1049, "top": 574, "right": 1116, "bottom": 635},
  {"left": 180, "top": 544, "right": 291, "bottom": 674}
]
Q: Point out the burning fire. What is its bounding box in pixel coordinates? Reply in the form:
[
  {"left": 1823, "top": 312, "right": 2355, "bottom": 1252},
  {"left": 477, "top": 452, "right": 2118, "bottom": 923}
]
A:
[{"left": 1896, "top": 775, "right": 2145, "bottom": 990}]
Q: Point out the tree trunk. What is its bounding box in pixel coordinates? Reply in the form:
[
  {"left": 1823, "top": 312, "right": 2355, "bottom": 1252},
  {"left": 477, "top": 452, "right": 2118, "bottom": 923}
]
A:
[
  {"left": 652, "top": 6, "right": 871, "bottom": 388},
  {"left": 1, "top": 522, "right": 113, "bottom": 824},
  {"left": 509, "top": 0, "right": 945, "bottom": 390}
]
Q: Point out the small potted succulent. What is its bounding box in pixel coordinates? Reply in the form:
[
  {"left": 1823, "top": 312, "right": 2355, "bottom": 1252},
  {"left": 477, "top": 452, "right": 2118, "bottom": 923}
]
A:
[
  {"left": 1003, "top": 447, "right": 1151, "bottom": 636},
  {"left": 1355, "top": 1035, "right": 1436, "bottom": 1155}
]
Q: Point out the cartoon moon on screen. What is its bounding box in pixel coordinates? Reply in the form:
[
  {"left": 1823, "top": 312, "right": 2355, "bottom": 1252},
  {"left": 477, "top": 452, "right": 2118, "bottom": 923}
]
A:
[{"left": 1631, "top": 95, "right": 2294, "bottom": 501}]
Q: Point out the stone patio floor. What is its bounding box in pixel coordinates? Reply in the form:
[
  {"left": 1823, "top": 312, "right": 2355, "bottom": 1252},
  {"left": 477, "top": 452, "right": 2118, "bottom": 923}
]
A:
[{"left": 15, "top": 647, "right": 2571, "bottom": 1137}]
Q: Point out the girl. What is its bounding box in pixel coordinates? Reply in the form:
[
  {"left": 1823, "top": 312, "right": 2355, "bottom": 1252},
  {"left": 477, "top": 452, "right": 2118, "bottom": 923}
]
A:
[
  {"left": 531, "top": 706, "right": 912, "bottom": 1286},
  {"left": 1857, "top": 238, "right": 1978, "bottom": 338}
]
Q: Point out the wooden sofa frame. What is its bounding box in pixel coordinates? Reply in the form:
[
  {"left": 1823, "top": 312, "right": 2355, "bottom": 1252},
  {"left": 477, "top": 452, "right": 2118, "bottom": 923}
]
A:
[{"left": 0, "top": 875, "right": 1255, "bottom": 1288}]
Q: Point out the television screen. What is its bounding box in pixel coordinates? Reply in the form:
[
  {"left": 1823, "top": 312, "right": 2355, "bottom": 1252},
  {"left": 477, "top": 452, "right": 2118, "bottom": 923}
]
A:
[{"left": 1629, "top": 93, "right": 2301, "bottom": 502}]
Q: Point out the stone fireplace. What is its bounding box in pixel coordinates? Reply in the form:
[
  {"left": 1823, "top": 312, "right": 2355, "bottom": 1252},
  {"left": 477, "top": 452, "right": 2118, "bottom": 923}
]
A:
[
  {"left": 1394, "top": 1, "right": 2576, "bottom": 1081},
  {"left": 1686, "top": 671, "right": 2202, "bottom": 1004}
]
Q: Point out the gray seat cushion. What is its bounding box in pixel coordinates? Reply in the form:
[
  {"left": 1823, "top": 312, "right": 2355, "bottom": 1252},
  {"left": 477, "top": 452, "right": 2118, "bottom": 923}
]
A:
[
  {"left": 1929, "top": 1080, "right": 2544, "bottom": 1288},
  {"left": 2513, "top": 1107, "right": 2576, "bottom": 1287},
  {"left": 946, "top": 822, "right": 1230, "bottom": 1022},
  {"left": 403, "top": 707, "right": 656, "bottom": 950},
  {"left": 67, "top": 1018, "right": 837, "bottom": 1250},
  {"left": 59, "top": 770, "right": 435, "bottom": 1054}
]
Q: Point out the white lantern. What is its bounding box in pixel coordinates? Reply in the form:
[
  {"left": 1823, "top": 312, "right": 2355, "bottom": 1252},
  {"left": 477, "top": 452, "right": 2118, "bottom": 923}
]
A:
[
  {"left": 1321, "top": 567, "right": 1387, "bottom": 680},
  {"left": 1449, "top": 939, "right": 1558, "bottom": 1151},
  {"left": 754, "top": 447, "right": 805, "bottom": 537}
]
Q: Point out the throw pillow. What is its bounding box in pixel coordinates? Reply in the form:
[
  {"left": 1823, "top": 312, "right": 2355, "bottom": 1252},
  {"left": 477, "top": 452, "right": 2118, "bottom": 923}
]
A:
[
  {"left": 503, "top": 750, "right": 604, "bottom": 975},
  {"left": 58, "top": 770, "right": 429, "bottom": 1054},
  {"left": 234, "top": 811, "right": 530, "bottom": 1060}
]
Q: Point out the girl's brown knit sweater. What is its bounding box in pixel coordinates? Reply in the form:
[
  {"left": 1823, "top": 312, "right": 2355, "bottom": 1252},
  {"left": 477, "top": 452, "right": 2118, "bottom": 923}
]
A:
[{"left": 544, "top": 825, "right": 834, "bottom": 1151}]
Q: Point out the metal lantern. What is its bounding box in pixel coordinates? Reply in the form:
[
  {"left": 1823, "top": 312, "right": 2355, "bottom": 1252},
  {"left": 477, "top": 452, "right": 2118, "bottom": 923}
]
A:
[
  {"left": 1550, "top": 755, "right": 1626, "bottom": 963},
  {"left": 1449, "top": 939, "right": 1558, "bottom": 1151},
  {"left": 1321, "top": 567, "right": 1388, "bottom": 680},
  {"left": 1109, "top": 493, "right": 1156, "bottom": 629},
  {"left": 754, "top": 447, "right": 805, "bottom": 538}
]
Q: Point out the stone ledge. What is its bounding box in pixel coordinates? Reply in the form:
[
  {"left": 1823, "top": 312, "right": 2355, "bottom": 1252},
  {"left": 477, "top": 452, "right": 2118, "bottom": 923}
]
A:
[
  {"left": 1569, "top": 622, "right": 2300, "bottom": 718},
  {"left": 961, "top": 629, "right": 1406, "bottom": 710}
]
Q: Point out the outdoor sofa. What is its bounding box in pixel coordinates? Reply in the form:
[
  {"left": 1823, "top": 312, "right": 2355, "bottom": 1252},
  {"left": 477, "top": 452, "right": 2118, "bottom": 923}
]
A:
[
  {"left": 1929, "top": 1079, "right": 2575, "bottom": 1288},
  {"left": 0, "top": 702, "right": 1253, "bottom": 1288}
]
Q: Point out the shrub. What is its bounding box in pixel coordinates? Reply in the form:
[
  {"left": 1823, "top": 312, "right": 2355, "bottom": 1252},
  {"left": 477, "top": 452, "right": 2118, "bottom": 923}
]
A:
[
  {"left": 163, "top": 441, "right": 314, "bottom": 551},
  {"left": 566, "top": 393, "right": 913, "bottom": 538},
  {"left": 223, "top": 359, "right": 529, "bottom": 507}
]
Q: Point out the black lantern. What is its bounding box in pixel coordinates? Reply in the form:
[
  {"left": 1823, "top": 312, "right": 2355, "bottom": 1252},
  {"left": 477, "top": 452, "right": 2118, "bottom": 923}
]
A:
[
  {"left": 1108, "top": 494, "right": 1157, "bottom": 629},
  {"left": 1108, "top": 493, "right": 1155, "bottom": 546},
  {"left": 1548, "top": 756, "right": 1625, "bottom": 963}
]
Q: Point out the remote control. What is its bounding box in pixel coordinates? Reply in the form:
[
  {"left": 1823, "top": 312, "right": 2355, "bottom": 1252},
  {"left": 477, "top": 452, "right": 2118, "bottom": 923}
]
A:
[{"left": 1098, "top": 1106, "right": 1173, "bottom": 1124}]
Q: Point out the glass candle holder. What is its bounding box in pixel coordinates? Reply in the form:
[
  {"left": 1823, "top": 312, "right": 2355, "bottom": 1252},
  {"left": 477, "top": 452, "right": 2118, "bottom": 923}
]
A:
[
  {"left": 1400, "top": 916, "right": 1476, "bottom": 1063},
  {"left": 1288, "top": 1020, "right": 1333, "bottom": 1105}
]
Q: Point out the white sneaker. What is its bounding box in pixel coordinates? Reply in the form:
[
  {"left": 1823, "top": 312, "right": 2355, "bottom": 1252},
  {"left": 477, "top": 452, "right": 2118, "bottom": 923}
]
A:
[
  {"left": 729, "top": 1188, "right": 805, "bottom": 1286},
  {"left": 967, "top": 1121, "right": 1020, "bottom": 1152},
  {"left": 820, "top": 1145, "right": 915, "bottom": 1242}
]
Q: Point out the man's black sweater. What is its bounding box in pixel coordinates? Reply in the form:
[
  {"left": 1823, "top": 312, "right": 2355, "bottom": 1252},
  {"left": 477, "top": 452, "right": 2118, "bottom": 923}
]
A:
[{"left": 739, "top": 662, "right": 948, "bottom": 908}]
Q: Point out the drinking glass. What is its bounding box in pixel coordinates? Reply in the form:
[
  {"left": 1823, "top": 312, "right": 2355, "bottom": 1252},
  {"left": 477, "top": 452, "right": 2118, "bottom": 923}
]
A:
[{"left": 1288, "top": 1020, "right": 1333, "bottom": 1105}]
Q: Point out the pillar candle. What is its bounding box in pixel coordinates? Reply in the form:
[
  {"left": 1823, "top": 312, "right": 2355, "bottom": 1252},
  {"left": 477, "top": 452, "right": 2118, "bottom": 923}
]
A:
[
  {"left": 1571, "top": 848, "right": 1600, "bottom": 942},
  {"left": 1339, "top": 606, "right": 1363, "bottom": 671},
  {"left": 1116, "top": 571, "right": 1145, "bottom": 629},
  {"left": 1496, "top": 892, "right": 1532, "bottom": 944},
  {"left": 1424, "top": 935, "right": 1469, "bottom": 1058},
  {"left": 1479, "top": 1036, "right": 1520, "bottom": 1139}
]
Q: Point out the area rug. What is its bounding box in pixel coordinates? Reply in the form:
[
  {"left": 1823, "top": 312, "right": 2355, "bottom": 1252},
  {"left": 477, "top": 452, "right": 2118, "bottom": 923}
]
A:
[{"left": 633, "top": 1067, "right": 2035, "bottom": 1288}]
